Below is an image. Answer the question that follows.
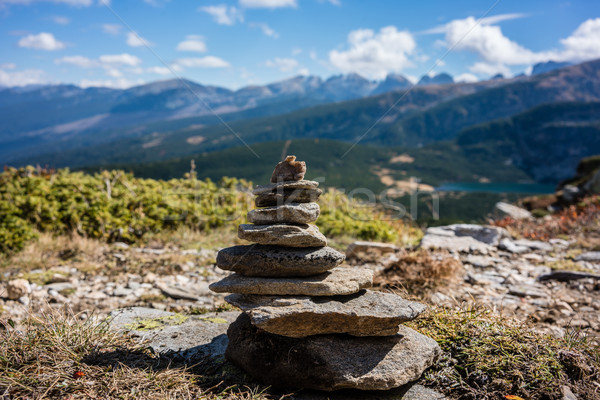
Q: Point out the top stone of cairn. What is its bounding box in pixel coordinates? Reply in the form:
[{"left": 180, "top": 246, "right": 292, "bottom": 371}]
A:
[{"left": 271, "top": 155, "right": 306, "bottom": 183}]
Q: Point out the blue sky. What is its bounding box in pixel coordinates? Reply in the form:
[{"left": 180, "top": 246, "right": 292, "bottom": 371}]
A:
[{"left": 1, "top": 0, "right": 599, "bottom": 89}]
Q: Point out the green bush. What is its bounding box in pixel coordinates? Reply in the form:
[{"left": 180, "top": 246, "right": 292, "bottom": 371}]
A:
[
  {"left": 0, "top": 167, "right": 253, "bottom": 253},
  {"left": 0, "top": 167, "right": 402, "bottom": 253}
]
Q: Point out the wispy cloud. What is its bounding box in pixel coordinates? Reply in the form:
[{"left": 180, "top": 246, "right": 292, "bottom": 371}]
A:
[
  {"left": 18, "top": 32, "right": 65, "bottom": 51},
  {"left": 249, "top": 22, "right": 278, "bottom": 38},
  {"left": 176, "top": 35, "right": 207, "bottom": 52},
  {"left": 102, "top": 23, "right": 121, "bottom": 35},
  {"left": 265, "top": 57, "right": 298, "bottom": 71},
  {"left": 239, "top": 0, "right": 296, "bottom": 9},
  {"left": 126, "top": 31, "right": 151, "bottom": 47},
  {"left": 200, "top": 4, "right": 243, "bottom": 25},
  {"left": 173, "top": 56, "right": 230, "bottom": 68}
]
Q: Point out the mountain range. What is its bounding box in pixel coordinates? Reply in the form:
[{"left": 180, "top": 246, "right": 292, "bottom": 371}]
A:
[{"left": 3, "top": 59, "right": 600, "bottom": 190}]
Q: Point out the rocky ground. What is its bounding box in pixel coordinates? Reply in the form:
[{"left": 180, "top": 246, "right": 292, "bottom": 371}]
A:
[{"left": 2, "top": 221, "right": 599, "bottom": 344}]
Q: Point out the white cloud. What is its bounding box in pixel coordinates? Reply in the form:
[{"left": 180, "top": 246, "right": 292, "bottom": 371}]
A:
[
  {"left": 174, "top": 56, "right": 230, "bottom": 68},
  {"left": 51, "top": 16, "right": 70, "bottom": 25},
  {"left": 18, "top": 32, "right": 65, "bottom": 51},
  {"left": 239, "top": 0, "right": 296, "bottom": 8},
  {"left": 106, "top": 68, "right": 123, "bottom": 78},
  {"left": 0, "top": 0, "right": 93, "bottom": 7},
  {"left": 250, "top": 22, "right": 278, "bottom": 38},
  {"left": 79, "top": 77, "right": 141, "bottom": 89},
  {"left": 176, "top": 35, "right": 207, "bottom": 52},
  {"left": 454, "top": 73, "right": 478, "bottom": 83},
  {"left": 298, "top": 67, "right": 309, "bottom": 75},
  {"left": 292, "top": 47, "right": 302, "bottom": 56},
  {"left": 265, "top": 57, "right": 298, "bottom": 71},
  {"left": 440, "top": 16, "right": 548, "bottom": 65},
  {"left": 126, "top": 32, "right": 150, "bottom": 47},
  {"left": 146, "top": 66, "right": 171, "bottom": 75},
  {"left": 99, "top": 53, "right": 142, "bottom": 66},
  {"left": 0, "top": 62, "right": 16, "bottom": 70},
  {"left": 200, "top": 4, "right": 243, "bottom": 25},
  {"left": 0, "top": 67, "right": 47, "bottom": 86},
  {"left": 428, "top": 15, "right": 600, "bottom": 78},
  {"left": 557, "top": 18, "right": 600, "bottom": 62},
  {"left": 55, "top": 55, "right": 96, "bottom": 68},
  {"left": 102, "top": 23, "right": 121, "bottom": 35},
  {"left": 329, "top": 26, "right": 416, "bottom": 79},
  {"left": 468, "top": 62, "right": 511, "bottom": 77}
]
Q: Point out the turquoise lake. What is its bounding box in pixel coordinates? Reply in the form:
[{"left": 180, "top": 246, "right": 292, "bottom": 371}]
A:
[{"left": 435, "top": 182, "right": 556, "bottom": 194}]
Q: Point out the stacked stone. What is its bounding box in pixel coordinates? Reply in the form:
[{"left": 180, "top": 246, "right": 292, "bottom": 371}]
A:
[{"left": 209, "top": 156, "right": 440, "bottom": 392}]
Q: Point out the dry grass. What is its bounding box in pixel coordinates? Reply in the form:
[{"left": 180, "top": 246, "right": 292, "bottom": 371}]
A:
[
  {"left": 494, "top": 195, "right": 600, "bottom": 244},
  {"left": 374, "top": 249, "right": 463, "bottom": 296},
  {"left": 409, "top": 304, "right": 600, "bottom": 400},
  {"left": 0, "top": 227, "right": 241, "bottom": 282},
  {"left": 0, "top": 307, "right": 277, "bottom": 400}
]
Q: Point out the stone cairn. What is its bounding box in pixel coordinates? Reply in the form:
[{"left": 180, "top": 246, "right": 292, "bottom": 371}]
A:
[{"left": 209, "top": 155, "right": 441, "bottom": 391}]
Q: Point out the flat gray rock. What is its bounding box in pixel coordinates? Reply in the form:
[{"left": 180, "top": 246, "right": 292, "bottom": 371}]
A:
[
  {"left": 238, "top": 223, "right": 327, "bottom": 247},
  {"left": 226, "top": 313, "right": 441, "bottom": 391},
  {"left": 496, "top": 202, "right": 532, "bottom": 220},
  {"left": 498, "top": 238, "right": 529, "bottom": 254},
  {"left": 293, "top": 384, "right": 446, "bottom": 400},
  {"left": 255, "top": 188, "right": 322, "bottom": 207},
  {"left": 247, "top": 202, "right": 320, "bottom": 225},
  {"left": 420, "top": 224, "right": 508, "bottom": 253},
  {"left": 226, "top": 289, "right": 426, "bottom": 337},
  {"left": 209, "top": 267, "right": 372, "bottom": 296},
  {"left": 216, "top": 245, "right": 345, "bottom": 277},
  {"left": 513, "top": 239, "right": 553, "bottom": 252},
  {"left": 109, "top": 307, "right": 240, "bottom": 361},
  {"left": 575, "top": 251, "right": 600, "bottom": 262},
  {"left": 253, "top": 180, "right": 319, "bottom": 195}
]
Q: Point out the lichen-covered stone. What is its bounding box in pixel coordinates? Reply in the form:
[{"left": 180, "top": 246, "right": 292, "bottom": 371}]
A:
[
  {"left": 271, "top": 155, "right": 306, "bottom": 182},
  {"left": 255, "top": 188, "right": 322, "bottom": 207},
  {"left": 253, "top": 180, "right": 319, "bottom": 196},
  {"left": 226, "top": 313, "right": 441, "bottom": 391},
  {"left": 238, "top": 223, "right": 327, "bottom": 247},
  {"left": 216, "top": 245, "right": 345, "bottom": 277},
  {"left": 247, "top": 202, "right": 320, "bottom": 225},
  {"left": 226, "top": 289, "right": 426, "bottom": 337},
  {"left": 209, "top": 267, "right": 372, "bottom": 296}
]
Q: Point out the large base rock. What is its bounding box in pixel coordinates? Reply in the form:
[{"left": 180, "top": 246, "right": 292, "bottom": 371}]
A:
[
  {"left": 226, "top": 290, "right": 426, "bottom": 337},
  {"left": 238, "top": 223, "right": 327, "bottom": 247},
  {"left": 226, "top": 313, "right": 441, "bottom": 391},
  {"left": 216, "top": 245, "right": 345, "bottom": 277},
  {"left": 209, "top": 267, "right": 372, "bottom": 296}
]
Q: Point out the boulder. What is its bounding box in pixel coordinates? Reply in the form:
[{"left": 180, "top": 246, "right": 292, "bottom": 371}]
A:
[
  {"left": 109, "top": 307, "right": 239, "bottom": 362},
  {"left": 420, "top": 224, "right": 509, "bottom": 253},
  {"left": 346, "top": 241, "right": 399, "bottom": 260},
  {"left": 252, "top": 180, "right": 319, "bottom": 195},
  {"left": 513, "top": 239, "right": 553, "bottom": 252},
  {"left": 209, "top": 267, "right": 372, "bottom": 296},
  {"left": 575, "top": 251, "right": 600, "bottom": 262},
  {"left": 247, "top": 202, "right": 320, "bottom": 225},
  {"left": 226, "top": 289, "right": 426, "bottom": 337},
  {"left": 238, "top": 223, "right": 327, "bottom": 247},
  {"left": 498, "top": 238, "right": 529, "bottom": 254},
  {"left": 6, "top": 278, "right": 31, "bottom": 300},
  {"left": 496, "top": 202, "right": 532, "bottom": 220},
  {"left": 255, "top": 188, "right": 322, "bottom": 207},
  {"left": 271, "top": 155, "right": 306, "bottom": 182},
  {"left": 216, "top": 245, "right": 345, "bottom": 277},
  {"left": 226, "top": 313, "right": 441, "bottom": 391}
]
